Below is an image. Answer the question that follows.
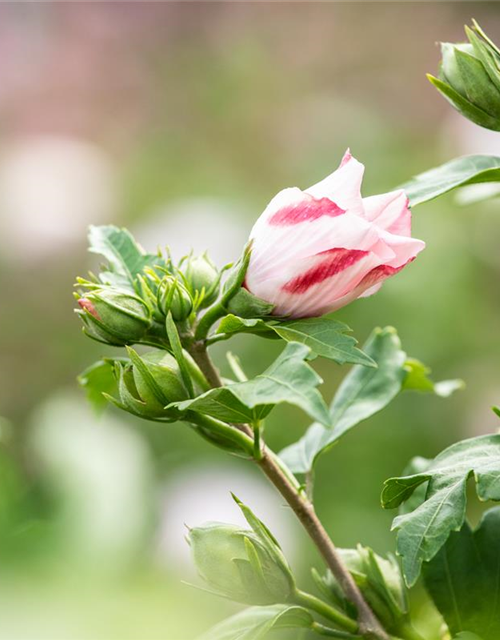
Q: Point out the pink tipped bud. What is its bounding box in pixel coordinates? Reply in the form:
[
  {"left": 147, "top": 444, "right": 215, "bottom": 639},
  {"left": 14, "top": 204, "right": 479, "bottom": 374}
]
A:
[{"left": 78, "top": 298, "right": 101, "bottom": 320}]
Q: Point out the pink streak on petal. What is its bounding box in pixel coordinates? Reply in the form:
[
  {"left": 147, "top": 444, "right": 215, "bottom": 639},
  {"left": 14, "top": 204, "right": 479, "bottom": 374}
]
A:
[
  {"left": 305, "top": 150, "right": 365, "bottom": 214},
  {"left": 268, "top": 196, "right": 345, "bottom": 226},
  {"left": 282, "top": 248, "right": 369, "bottom": 294}
]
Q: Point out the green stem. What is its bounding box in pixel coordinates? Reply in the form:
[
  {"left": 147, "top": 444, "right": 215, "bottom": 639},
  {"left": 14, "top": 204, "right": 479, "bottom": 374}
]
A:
[
  {"left": 293, "top": 589, "right": 358, "bottom": 634},
  {"left": 312, "top": 623, "right": 361, "bottom": 638},
  {"left": 187, "top": 412, "right": 254, "bottom": 456}
]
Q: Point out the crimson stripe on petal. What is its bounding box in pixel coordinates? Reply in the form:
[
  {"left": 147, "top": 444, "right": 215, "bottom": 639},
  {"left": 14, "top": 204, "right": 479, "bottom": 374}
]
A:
[
  {"left": 359, "top": 258, "right": 414, "bottom": 288},
  {"left": 269, "top": 196, "right": 345, "bottom": 226},
  {"left": 282, "top": 248, "right": 368, "bottom": 294}
]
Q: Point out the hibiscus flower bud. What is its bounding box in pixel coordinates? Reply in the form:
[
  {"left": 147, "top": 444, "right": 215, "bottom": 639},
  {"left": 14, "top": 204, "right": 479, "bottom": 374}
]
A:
[
  {"left": 188, "top": 522, "right": 294, "bottom": 605},
  {"left": 245, "top": 150, "right": 425, "bottom": 318},
  {"left": 113, "top": 349, "right": 188, "bottom": 419},
  {"left": 428, "top": 21, "right": 500, "bottom": 131},
  {"left": 318, "top": 545, "right": 409, "bottom": 635},
  {"left": 158, "top": 275, "right": 193, "bottom": 321},
  {"left": 183, "top": 252, "right": 220, "bottom": 308},
  {"left": 76, "top": 288, "right": 152, "bottom": 345}
]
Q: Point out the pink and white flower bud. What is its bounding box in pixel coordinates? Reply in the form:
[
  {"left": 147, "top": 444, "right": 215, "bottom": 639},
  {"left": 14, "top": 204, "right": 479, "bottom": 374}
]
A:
[{"left": 245, "top": 150, "right": 425, "bottom": 318}]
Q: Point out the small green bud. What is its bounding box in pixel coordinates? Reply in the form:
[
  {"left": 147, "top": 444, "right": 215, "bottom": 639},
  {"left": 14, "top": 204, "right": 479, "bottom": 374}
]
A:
[
  {"left": 77, "top": 289, "right": 151, "bottom": 346},
  {"left": 188, "top": 522, "right": 294, "bottom": 605},
  {"left": 429, "top": 22, "right": 500, "bottom": 131},
  {"left": 158, "top": 276, "right": 193, "bottom": 321},
  {"left": 319, "top": 545, "right": 409, "bottom": 633},
  {"left": 113, "top": 349, "right": 188, "bottom": 419},
  {"left": 183, "top": 253, "right": 220, "bottom": 307}
]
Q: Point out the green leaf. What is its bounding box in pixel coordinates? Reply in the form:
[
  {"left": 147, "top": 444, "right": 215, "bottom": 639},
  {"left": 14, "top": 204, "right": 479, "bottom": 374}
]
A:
[
  {"left": 217, "top": 315, "right": 277, "bottom": 339},
  {"left": 279, "top": 329, "right": 460, "bottom": 475},
  {"left": 217, "top": 315, "right": 375, "bottom": 368},
  {"left": 403, "top": 359, "right": 464, "bottom": 397},
  {"left": 454, "top": 48, "right": 500, "bottom": 118},
  {"left": 77, "top": 359, "right": 118, "bottom": 412},
  {"left": 198, "top": 605, "right": 313, "bottom": 640},
  {"left": 400, "top": 154, "right": 500, "bottom": 207},
  {"left": 271, "top": 317, "right": 375, "bottom": 367},
  {"left": 88, "top": 225, "right": 161, "bottom": 287},
  {"left": 427, "top": 75, "right": 500, "bottom": 132},
  {"left": 423, "top": 508, "right": 500, "bottom": 640},
  {"left": 279, "top": 327, "right": 406, "bottom": 474},
  {"left": 382, "top": 434, "right": 500, "bottom": 586},
  {"left": 172, "top": 342, "right": 331, "bottom": 426}
]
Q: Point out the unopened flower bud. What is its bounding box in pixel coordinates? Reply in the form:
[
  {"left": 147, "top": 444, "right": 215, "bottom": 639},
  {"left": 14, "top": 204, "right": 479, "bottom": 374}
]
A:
[
  {"left": 113, "top": 349, "right": 188, "bottom": 419},
  {"left": 76, "top": 288, "right": 151, "bottom": 346},
  {"left": 158, "top": 276, "right": 193, "bottom": 321},
  {"left": 188, "top": 522, "right": 294, "bottom": 605},
  {"left": 319, "top": 545, "right": 409, "bottom": 634},
  {"left": 183, "top": 253, "right": 220, "bottom": 307},
  {"left": 429, "top": 22, "right": 500, "bottom": 131}
]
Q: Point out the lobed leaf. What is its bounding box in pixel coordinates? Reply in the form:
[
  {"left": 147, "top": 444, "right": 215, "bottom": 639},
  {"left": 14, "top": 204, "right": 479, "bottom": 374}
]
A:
[
  {"left": 88, "top": 225, "right": 161, "bottom": 288},
  {"left": 171, "top": 342, "right": 331, "bottom": 426},
  {"left": 279, "top": 328, "right": 459, "bottom": 475},
  {"left": 382, "top": 434, "right": 500, "bottom": 586},
  {"left": 217, "top": 315, "right": 374, "bottom": 367}
]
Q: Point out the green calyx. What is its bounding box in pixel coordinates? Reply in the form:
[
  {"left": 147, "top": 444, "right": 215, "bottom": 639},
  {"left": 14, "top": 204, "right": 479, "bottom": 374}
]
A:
[
  {"left": 107, "top": 348, "right": 189, "bottom": 419},
  {"left": 183, "top": 252, "right": 221, "bottom": 308},
  {"left": 76, "top": 288, "right": 152, "bottom": 346},
  {"left": 315, "top": 545, "right": 410, "bottom": 635},
  {"left": 429, "top": 21, "right": 500, "bottom": 130},
  {"left": 158, "top": 275, "right": 193, "bottom": 321},
  {"left": 188, "top": 522, "right": 294, "bottom": 606}
]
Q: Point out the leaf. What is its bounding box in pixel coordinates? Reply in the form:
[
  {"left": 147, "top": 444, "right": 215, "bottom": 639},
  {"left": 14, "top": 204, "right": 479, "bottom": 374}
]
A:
[
  {"left": 403, "top": 359, "right": 464, "bottom": 397},
  {"left": 271, "top": 317, "right": 375, "bottom": 367},
  {"left": 198, "top": 605, "right": 313, "bottom": 640},
  {"left": 382, "top": 434, "right": 500, "bottom": 586},
  {"left": 400, "top": 154, "right": 500, "bottom": 207},
  {"left": 77, "top": 359, "right": 118, "bottom": 412},
  {"left": 423, "top": 508, "right": 500, "bottom": 640},
  {"left": 279, "top": 327, "right": 406, "bottom": 474},
  {"left": 172, "top": 342, "right": 331, "bottom": 426},
  {"left": 217, "top": 315, "right": 374, "bottom": 368},
  {"left": 88, "top": 225, "right": 161, "bottom": 287},
  {"left": 217, "top": 315, "right": 277, "bottom": 339}
]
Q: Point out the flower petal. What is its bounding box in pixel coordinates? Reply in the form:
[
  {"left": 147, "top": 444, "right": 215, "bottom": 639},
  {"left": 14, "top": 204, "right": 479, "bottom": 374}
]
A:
[
  {"left": 362, "top": 189, "right": 412, "bottom": 236},
  {"left": 305, "top": 149, "right": 365, "bottom": 214}
]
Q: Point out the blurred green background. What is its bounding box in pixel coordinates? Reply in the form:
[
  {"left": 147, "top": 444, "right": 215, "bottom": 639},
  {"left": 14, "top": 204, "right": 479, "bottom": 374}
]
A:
[{"left": 0, "top": 3, "right": 499, "bottom": 639}]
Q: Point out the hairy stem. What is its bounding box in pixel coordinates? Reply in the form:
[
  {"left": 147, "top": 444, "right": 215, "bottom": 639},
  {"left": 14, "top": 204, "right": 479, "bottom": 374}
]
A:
[{"left": 189, "top": 342, "right": 390, "bottom": 640}]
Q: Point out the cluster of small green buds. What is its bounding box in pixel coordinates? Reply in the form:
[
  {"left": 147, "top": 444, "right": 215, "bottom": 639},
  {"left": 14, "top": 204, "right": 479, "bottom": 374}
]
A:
[
  {"left": 314, "top": 545, "right": 409, "bottom": 635},
  {"left": 76, "top": 288, "right": 152, "bottom": 346},
  {"left": 188, "top": 522, "right": 294, "bottom": 605},
  {"left": 111, "top": 348, "right": 189, "bottom": 419},
  {"left": 158, "top": 275, "right": 193, "bottom": 321},
  {"left": 183, "top": 252, "right": 220, "bottom": 309},
  {"left": 429, "top": 21, "right": 500, "bottom": 131}
]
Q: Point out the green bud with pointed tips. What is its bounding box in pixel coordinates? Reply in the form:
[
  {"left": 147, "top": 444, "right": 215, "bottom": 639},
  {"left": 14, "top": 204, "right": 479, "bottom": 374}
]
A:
[
  {"left": 429, "top": 21, "right": 500, "bottom": 131},
  {"left": 188, "top": 522, "right": 294, "bottom": 605},
  {"left": 110, "top": 349, "right": 188, "bottom": 419},
  {"left": 158, "top": 275, "right": 193, "bottom": 321},
  {"left": 183, "top": 253, "right": 220, "bottom": 308},
  {"left": 76, "top": 288, "right": 151, "bottom": 346},
  {"left": 318, "top": 545, "right": 410, "bottom": 635}
]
